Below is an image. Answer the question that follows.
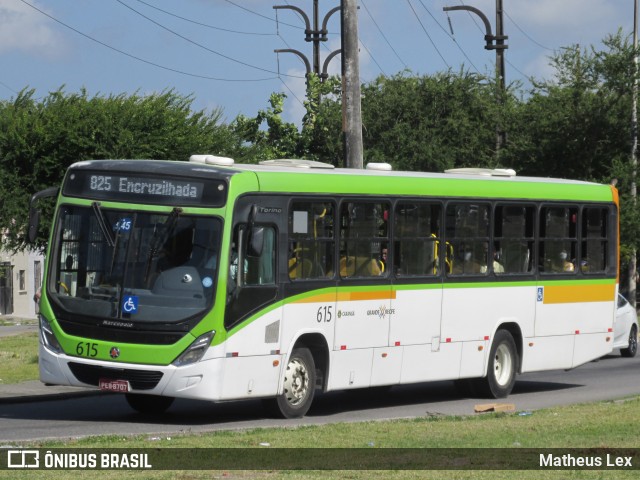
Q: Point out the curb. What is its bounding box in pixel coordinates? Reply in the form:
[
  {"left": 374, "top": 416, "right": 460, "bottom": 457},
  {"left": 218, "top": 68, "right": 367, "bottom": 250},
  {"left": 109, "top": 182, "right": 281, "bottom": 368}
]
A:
[{"left": 0, "top": 381, "right": 105, "bottom": 405}]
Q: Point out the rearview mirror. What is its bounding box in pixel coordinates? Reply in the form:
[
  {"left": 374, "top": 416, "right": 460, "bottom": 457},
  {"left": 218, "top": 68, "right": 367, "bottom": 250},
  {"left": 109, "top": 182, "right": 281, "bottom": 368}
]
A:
[
  {"left": 27, "top": 186, "right": 59, "bottom": 244},
  {"left": 247, "top": 226, "right": 264, "bottom": 257}
]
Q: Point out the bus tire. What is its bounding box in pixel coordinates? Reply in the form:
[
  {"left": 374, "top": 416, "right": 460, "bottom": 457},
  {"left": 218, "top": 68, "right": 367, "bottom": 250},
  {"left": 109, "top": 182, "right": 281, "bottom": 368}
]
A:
[
  {"left": 264, "top": 347, "right": 316, "bottom": 419},
  {"left": 477, "top": 329, "right": 518, "bottom": 399},
  {"left": 621, "top": 324, "right": 638, "bottom": 358},
  {"left": 125, "top": 393, "right": 174, "bottom": 414}
]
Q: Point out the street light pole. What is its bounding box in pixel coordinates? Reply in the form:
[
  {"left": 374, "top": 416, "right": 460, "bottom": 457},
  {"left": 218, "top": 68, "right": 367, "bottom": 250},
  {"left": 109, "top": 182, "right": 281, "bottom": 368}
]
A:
[
  {"left": 495, "top": 0, "right": 506, "bottom": 152},
  {"left": 443, "top": 2, "right": 508, "bottom": 157},
  {"left": 273, "top": 3, "right": 341, "bottom": 82}
]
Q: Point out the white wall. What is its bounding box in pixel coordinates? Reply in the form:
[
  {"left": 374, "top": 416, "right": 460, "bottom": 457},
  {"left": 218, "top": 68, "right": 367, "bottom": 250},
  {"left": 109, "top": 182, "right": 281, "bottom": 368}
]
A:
[{"left": 0, "top": 249, "right": 44, "bottom": 319}]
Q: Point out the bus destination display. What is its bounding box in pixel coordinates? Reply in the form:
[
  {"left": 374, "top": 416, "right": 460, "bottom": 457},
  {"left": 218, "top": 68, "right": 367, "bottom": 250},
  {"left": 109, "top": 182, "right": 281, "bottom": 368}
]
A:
[
  {"left": 88, "top": 174, "right": 203, "bottom": 200},
  {"left": 63, "top": 170, "right": 227, "bottom": 207}
]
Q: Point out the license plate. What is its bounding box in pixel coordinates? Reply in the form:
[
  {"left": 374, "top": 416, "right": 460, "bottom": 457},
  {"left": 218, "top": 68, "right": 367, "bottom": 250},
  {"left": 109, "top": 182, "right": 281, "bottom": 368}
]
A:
[{"left": 99, "top": 378, "right": 130, "bottom": 393}]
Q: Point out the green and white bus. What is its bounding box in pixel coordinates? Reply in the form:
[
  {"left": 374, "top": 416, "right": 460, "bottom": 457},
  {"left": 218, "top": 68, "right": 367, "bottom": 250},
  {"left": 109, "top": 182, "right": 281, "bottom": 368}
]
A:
[{"left": 29, "top": 156, "right": 619, "bottom": 417}]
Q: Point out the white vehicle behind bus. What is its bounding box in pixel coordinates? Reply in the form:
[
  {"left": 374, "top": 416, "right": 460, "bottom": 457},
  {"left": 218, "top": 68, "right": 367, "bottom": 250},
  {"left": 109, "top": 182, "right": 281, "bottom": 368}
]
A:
[{"left": 614, "top": 294, "right": 638, "bottom": 357}]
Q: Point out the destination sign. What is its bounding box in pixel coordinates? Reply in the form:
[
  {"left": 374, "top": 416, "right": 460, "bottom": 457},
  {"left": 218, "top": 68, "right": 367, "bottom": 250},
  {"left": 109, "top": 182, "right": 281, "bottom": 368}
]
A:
[
  {"left": 88, "top": 175, "right": 203, "bottom": 199},
  {"left": 63, "top": 170, "right": 227, "bottom": 207}
]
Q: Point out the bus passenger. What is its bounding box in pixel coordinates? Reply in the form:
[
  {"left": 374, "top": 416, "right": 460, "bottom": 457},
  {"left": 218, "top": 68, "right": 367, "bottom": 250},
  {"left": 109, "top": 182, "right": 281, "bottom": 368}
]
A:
[
  {"left": 377, "top": 247, "right": 387, "bottom": 274},
  {"left": 560, "top": 250, "right": 575, "bottom": 272}
]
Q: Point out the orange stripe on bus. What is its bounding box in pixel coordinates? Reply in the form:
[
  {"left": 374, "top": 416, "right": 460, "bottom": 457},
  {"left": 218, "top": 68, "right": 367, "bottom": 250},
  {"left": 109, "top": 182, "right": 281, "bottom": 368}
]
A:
[
  {"left": 293, "top": 290, "right": 396, "bottom": 304},
  {"left": 543, "top": 284, "right": 615, "bottom": 304},
  {"left": 292, "top": 293, "right": 337, "bottom": 304},
  {"left": 341, "top": 290, "right": 396, "bottom": 301}
]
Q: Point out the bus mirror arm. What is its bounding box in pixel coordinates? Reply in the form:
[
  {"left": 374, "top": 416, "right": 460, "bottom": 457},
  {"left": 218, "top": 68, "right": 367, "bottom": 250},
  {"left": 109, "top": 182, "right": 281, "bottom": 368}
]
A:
[
  {"left": 246, "top": 204, "right": 264, "bottom": 257},
  {"left": 247, "top": 204, "right": 258, "bottom": 228},
  {"left": 27, "top": 186, "right": 60, "bottom": 244}
]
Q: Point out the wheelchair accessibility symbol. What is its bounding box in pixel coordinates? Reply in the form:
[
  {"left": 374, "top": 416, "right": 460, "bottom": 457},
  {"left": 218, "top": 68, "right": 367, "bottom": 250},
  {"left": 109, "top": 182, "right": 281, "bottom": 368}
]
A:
[{"left": 122, "top": 295, "right": 139, "bottom": 314}]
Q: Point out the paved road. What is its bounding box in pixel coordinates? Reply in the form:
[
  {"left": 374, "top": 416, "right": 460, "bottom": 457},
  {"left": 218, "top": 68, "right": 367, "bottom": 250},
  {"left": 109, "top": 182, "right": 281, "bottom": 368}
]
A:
[
  {"left": 0, "top": 322, "right": 37, "bottom": 338},
  {"left": 0, "top": 351, "right": 638, "bottom": 443}
]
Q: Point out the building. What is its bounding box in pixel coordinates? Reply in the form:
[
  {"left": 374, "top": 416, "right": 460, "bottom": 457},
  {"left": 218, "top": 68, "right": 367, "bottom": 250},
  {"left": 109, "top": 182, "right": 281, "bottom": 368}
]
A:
[{"left": 0, "top": 248, "right": 44, "bottom": 319}]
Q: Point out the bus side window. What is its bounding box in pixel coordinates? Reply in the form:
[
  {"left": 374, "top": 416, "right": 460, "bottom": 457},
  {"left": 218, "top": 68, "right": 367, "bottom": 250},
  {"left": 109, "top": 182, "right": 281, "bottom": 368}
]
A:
[
  {"left": 394, "top": 202, "right": 441, "bottom": 277},
  {"left": 339, "top": 201, "right": 389, "bottom": 279},
  {"left": 494, "top": 205, "right": 535, "bottom": 275},
  {"left": 445, "top": 203, "right": 490, "bottom": 276},
  {"left": 288, "top": 202, "right": 335, "bottom": 280},
  {"left": 245, "top": 227, "right": 276, "bottom": 286},
  {"left": 539, "top": 206, "right": 578, "bottom": 274},
  {"left": 581, "top": 207, "right": 609, "bottom": 274}
]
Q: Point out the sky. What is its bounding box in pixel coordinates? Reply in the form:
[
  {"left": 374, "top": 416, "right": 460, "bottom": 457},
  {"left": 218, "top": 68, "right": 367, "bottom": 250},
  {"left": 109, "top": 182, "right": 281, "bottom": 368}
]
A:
[{"left": 0, "top": 0, "right": 636, "bottom": 127}]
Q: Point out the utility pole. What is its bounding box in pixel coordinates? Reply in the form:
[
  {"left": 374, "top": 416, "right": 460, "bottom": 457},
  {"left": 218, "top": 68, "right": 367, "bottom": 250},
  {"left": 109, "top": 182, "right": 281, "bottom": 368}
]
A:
[
  {"left": 274, "top": 0, "right": 363, "bottom": 168},
  {"left": 444, "top": 1, "right": 508, "bottom": 156},
  {"left": 341, "top": 0, "right": 363, "bottom": 169},
  {"left": 630, "top": 0, "right": 638, "bottom": 308}
]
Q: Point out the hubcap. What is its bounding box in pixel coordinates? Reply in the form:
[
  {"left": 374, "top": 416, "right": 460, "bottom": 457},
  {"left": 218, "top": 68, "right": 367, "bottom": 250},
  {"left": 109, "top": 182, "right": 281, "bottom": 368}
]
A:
[
  {"left": 630, "top": 328, "right": 638, "bottom": 354},
  {"left": 283, "top": 358, "right": 309, "bottom": 406},
  {"left": 494, "top": 343, "right": 513, "bottom": 387}
]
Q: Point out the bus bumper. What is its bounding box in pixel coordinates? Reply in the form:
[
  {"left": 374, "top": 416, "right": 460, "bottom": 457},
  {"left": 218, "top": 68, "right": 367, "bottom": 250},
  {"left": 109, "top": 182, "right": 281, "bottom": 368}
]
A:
[{"left": 39, "top": 343, "right": 283, "bottom": 402}]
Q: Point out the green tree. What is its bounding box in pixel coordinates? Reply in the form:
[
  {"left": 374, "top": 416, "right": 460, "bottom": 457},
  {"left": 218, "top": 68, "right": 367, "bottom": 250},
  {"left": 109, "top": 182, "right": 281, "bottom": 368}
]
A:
[
  {"left": 231, "top": 92, "right": 301, "bottom": 162},
  {"left": 0, "top": 88, "right": 232, "bottom": 250},
  {"left": 505, "top": 32, "right": 634, "bottom": 180},
  {"left": 503, "top": 31, "right": 640, "bottom": 259},
  {"left": 299, "top": 74, "right": 343, "bottom": 163},
  {"left": 230, "top": 76, "right": 342, "bottom": 164},
  {"left": 309, "top": 70, "right": 505, "bottom": 171}
]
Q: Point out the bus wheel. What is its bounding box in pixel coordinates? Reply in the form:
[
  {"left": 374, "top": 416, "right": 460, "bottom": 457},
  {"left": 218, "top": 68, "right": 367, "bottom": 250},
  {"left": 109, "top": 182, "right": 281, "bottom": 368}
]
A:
[
  {"left": 477, "top": 330, "right": 518, "bottom": 399},
  {"left": 621, "top": 325, "right": 638, "bottom": 358},
  {"left": 125, "top": 393, "right": 174, "bottom": 414},
  {"left": 265, "top": 347, "right": 316, "bottom": 419}
]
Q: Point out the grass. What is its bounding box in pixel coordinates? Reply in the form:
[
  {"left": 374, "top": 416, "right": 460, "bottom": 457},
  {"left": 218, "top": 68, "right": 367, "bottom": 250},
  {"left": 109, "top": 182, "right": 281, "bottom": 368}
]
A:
[
  {"left": 0, "top": 317, "right": 37, "bottom": 327},
  {"left": 28, "top": 396, "right": 640, "bottom": 449},
  {"left": 1, "top": 397, "right": 638, "bottom": 479},
  {"left": 1, "top": 331, "right": 638, "bottom": 479},
  {"left": 0, "top": 332, "right": 39, "bottom": 384}
]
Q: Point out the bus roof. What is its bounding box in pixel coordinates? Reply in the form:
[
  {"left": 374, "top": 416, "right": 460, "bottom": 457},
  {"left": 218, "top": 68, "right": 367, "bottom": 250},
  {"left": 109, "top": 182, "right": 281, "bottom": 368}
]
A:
[
  {"left": 228, "top": 162, "right": 615, "bottom": 204},
  {"left": 68, "top": 159, "right": 616, "bottom": 204}
]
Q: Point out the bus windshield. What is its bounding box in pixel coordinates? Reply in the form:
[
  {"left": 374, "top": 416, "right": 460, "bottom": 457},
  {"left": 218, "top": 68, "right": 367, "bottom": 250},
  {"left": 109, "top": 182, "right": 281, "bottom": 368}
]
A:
[{"left": 48, "top": 204, "right": 221, "bottom": 324}]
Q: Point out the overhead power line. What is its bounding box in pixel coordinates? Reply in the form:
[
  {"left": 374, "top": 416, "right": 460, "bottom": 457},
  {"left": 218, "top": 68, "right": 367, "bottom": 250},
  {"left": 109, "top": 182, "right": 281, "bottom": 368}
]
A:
[
  {"left": 458, "top": 0, "right": 485, "bottom": 35},
  {"left": 406, "top": 0, "right": 449, "bottom": 68},
  {"left": 116, "top": 0, "right": 304, "bottom": 78},
  {"left": 505, "top": 58, "right": 529, "bottom": 80},
  {"left": 18, "top": 0, "right": 278, "bottom": 83},
  {"left": 359, "top": 40, "right": 386, "bottom": 76},
  {"left": 503, "top": 9, "right": 554, "bottom": 51},
  {"left": 0, "top": 80, "right": 18, "bottom": 95},
  {"left": 416, "top": 0, "right": 480, "bottom": 73},
  {"left": 361, "top": 0, "right": 407, "bottom": 69},
  {"left": 223, "top": 0, "right": 304, "bottom": 30},
  {"left": 131, "top": 0, "right": 276, "bottom": 36}
]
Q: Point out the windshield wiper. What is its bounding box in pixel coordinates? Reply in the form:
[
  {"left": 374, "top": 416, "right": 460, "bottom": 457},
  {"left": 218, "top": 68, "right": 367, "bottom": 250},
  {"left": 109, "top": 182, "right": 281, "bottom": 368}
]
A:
[
  {"left": 144, "top": 207, "right": 183, "bottom": 285},
  {"left": 148, "top": 207, "right": 183, "bottom": 257},
  {"left": 92, "top": 202, "right": 115, "bottom": 248}
]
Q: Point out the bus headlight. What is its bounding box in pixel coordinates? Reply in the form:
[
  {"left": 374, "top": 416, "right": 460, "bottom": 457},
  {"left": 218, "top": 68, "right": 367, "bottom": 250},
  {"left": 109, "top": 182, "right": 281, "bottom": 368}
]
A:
[
  {"left": 39, "top": 315, "right": 62, "bottom": 354},
  {"left": 172, "top": 331, "right": 215, "bottom": 367}
]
